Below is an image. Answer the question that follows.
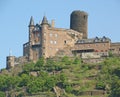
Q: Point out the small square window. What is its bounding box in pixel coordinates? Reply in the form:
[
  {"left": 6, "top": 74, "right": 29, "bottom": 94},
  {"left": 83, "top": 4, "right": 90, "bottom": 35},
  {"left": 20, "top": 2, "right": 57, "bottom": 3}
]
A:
[
  {"left": 54, "top": 41, "right": 57, "bottom": 44},
  {"left": 44, "top": 33, "right": 46, "bottom": 36},
  {"left": 55, "top": 34, "right": 58, "bottom": 37},
  {"left": 50, "top": 33, "right": 52, "bottom": 37},
  {"left": 56, "top": 48, "right": 58, "bottom": 51},
  {"left": 50, "top": 40, "right": 53, "bottom": 44}
]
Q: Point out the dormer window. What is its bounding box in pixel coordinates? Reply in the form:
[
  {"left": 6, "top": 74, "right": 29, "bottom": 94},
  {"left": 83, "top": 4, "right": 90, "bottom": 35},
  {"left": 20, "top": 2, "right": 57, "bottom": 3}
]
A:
[
  {"left": 102, "top": 38, "right": 106, "bottom": 42},
  {"left": 94, "top": 37, "right": 99, "bottom": 42},
  {"left": 102, "top": 36, "right": 106, "bottom": 42}
]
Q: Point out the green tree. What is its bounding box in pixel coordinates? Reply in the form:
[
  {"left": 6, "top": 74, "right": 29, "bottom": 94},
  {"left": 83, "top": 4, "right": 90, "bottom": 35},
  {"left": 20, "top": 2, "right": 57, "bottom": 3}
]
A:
[
  {"left": 110, "top": 79, "right": 120, "bottom": 97},
  {"left": 0, "top": 75, "right": 7, "bottom": 91},
  {"left": 45, "top": 76, "right": 57, "bottom": 91},
  {"left": 27, "top": 77, "right": 45, "bottom": 94},
  {"left": 112, "top": 68, "right": 120, "bottom": 78},
  {"left": 96, "top": 81, "right": 105, "bottom": 90},
  {"left": 59, "top": 73, "right": 66, "bottom": 82},
  {"left": 35, "top": 57, "right": 44, "bottom": 70},
  {"left": 6, "top": 76, "right": 21, "bottom": 90},
  {"left": 19, "top": 74, "right": 31, "bottom": 87},
  {"left": 73, "top": 57, "right": 81, "bottom": 65},
  {"left": 0, "top": 91, "right": 5, "bottom": 97},
  {"left": 61, "top": 56, "right": 72, "bottom": 65},
  {"left": 63, "top": 83, "right": 73, "bottom": 93},
  {"left": 23, "top": 62, "right": 35, "bottom": 73},
  {"left": 46, "top": 59, "right": 55, "bottom": 72}
]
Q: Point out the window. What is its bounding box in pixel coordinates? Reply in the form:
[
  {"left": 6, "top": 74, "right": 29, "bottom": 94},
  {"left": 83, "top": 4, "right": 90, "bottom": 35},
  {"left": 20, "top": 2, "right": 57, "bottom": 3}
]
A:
[
  {"left": 56, "top": 48, "right": 58, "bottom": 51},
  {"left": 64, "top": 40, "right": 66, "bottom": 44},
  {"left": 94, "top": 39, "right": 98, "bottom": 42},
  {"left": 50, "top": 40, "right": 53, "bottom": 44},
  {"left": 84, "top": 15, "right": 86, "bottom": 19},
  {"left": 55, "top": 34, "right": 58, "bottom": 37},
  {"left": 54, "top": 41, "right": 57, "bottom": 44},
  {"left": 44, "top": 33, "right": 46, "bottom": 36},
  {"left": 50, "top": 33, "right": 52, "bottom": 37}
]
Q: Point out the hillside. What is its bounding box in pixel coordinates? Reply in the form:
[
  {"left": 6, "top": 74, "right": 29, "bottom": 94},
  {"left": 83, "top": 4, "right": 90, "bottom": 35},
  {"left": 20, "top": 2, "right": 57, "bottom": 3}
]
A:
[{"left": 0, "top": 56, "right": 120, "bottom": 97}]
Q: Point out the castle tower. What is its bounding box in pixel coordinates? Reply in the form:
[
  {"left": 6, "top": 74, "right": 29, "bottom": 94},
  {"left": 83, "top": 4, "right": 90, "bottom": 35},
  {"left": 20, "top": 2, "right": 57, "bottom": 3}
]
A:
[
  {"left": 6, "top": 56, "right": 15, "bottom": 69},
  {"left": 70, "top": 10, "right": 88, "bottom": 39},
  {"left": 41, "top": 16, "right": 49, "bottom": 58},
  {"left": 28, "top": 16, "right": 34, "bottom": 61}
]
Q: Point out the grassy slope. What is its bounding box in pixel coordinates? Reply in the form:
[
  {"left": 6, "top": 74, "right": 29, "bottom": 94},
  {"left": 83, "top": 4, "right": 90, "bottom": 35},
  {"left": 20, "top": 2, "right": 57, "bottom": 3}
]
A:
[{"left": 1, "top": 57, "right": 120, "bottom": 97}]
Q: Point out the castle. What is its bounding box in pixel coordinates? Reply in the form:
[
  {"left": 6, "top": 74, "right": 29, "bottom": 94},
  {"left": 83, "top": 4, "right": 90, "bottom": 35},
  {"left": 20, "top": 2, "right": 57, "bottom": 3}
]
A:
[{"left": 6, "top": 10, "right": 120, "bottom": 69}]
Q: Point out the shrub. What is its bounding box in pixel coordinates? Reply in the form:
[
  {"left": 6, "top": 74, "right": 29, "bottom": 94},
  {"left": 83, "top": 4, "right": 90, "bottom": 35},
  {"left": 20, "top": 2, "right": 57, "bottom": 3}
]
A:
[{"left": 96, "top": 81, "right": 105, "bottom": 90}]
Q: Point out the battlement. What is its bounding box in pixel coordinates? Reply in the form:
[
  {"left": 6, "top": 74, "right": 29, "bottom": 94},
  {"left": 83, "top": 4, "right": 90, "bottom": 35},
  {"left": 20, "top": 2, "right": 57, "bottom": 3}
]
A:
[{"left": 6, "top": 56, "right": 28, "bottom": 69}]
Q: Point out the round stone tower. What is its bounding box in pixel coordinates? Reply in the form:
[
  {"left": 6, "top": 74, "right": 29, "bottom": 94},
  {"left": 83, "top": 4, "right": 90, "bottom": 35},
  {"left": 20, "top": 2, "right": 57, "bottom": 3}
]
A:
[{"left": 70, "top": 10, "right": 88, "bottom": 39}]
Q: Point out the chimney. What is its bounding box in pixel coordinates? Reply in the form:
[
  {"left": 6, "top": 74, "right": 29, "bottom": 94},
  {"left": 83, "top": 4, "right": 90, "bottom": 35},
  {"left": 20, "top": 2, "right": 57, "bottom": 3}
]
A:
[{"left": 51, "top": 20, "right": 55, "bottom": 28}]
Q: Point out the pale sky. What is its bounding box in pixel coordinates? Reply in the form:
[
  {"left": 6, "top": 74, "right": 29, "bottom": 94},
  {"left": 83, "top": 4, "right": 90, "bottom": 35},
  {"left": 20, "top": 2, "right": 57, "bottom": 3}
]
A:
[{"left": 0, "top": 0, "right": 120, "bottom": 69}]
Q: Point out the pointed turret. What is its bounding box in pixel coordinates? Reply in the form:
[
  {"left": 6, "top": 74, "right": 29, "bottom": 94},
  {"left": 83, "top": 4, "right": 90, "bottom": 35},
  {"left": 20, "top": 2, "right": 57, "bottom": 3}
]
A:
[
  {"left": 41, "top": 16, "right": 48, "bottom": 25},
  {"left": 29, "top": 16, "right": 34, "bottom": 26}
]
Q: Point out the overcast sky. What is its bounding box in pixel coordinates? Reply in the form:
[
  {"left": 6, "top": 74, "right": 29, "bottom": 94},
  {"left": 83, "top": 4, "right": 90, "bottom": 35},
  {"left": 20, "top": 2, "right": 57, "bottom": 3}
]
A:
[{"left": 0, "top": 0, "right": 120, "bottom": 69}]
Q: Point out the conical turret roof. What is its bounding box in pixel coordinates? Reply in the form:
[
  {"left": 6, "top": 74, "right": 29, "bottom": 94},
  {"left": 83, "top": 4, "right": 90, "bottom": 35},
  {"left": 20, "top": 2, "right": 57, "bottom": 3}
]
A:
[
  {"left": 41, "top": 16, "right": 48, "bottom": 25},
  {"left": 29, "top": 16, "right": 34, "bottom": 26}
]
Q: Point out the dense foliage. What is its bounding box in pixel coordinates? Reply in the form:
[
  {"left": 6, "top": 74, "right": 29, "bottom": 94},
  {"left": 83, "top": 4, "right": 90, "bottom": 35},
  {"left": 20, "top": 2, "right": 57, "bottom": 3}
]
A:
[{"left": 0, "top": 56, "right": 120, "bottom": 97}]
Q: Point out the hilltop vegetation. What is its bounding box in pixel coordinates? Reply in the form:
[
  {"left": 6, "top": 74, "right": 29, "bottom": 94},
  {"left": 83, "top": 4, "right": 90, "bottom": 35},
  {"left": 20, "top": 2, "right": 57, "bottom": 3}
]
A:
[{"left": 0, "top": 56, "right": 120, "bottom": 97}]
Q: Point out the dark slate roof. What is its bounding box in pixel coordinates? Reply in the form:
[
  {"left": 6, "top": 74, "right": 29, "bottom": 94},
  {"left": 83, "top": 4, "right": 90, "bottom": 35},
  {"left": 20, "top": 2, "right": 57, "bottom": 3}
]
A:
[
  {"left": 29, "top": 16, "right": 34, "bottom": 26},
  {"left": 41, "top": 16, "right": 48, "bottom": 25},
  {"left": 33, "top": 24, "right": 40, "bottom": 31},
  {"left": 76, "top": 36, "right": 111, "bottom": 44}
]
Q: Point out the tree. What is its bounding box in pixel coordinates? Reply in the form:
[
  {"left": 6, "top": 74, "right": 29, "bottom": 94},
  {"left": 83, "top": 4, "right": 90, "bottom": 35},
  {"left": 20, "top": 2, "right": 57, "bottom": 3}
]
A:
[
  {"left": 73, "top": 57, "right": 81, "bottom": 65},
  {"left": 0, "top": 91, "right": 5, "bottom": 97},
  {"left": 110, "top": 79, "right": 120, "bottom": 97},
  {"left": 35, "top": 57, "right": 44, "bottom": 70},
  {"left": 0, "top": 75, "right": 7, "bottom": 91},
  {"left": 19, "top": 74, "right": 31, "bottom": 87},
  {"left": 23, "top": 62, "right": 35, "bottom": 73},
  {"left": 112, "top": 68, "right": 120, "bottom": 78},
  {"left": 63, "top": 83, "right": 73, "bottom": 93},
  {"left": 96, "top": 81, "right": 105, "bottom": 90},
  {"left": 59, "top": 73, "right": 66, "bottom": 82},
  {"left": 61, "top": 56, "right": 72, "bottom": 65},
  {"left": 46, "top": 59, "right": 55, "bottom": 72},
  {"left": 45, "top": 76, "right": 57, "bottom": 91}
]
